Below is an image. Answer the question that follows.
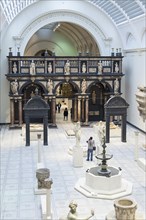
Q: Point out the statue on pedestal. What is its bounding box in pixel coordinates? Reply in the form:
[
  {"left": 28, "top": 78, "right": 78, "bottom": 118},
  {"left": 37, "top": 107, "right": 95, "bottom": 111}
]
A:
[
  {"left": 97, "top": 121, "right": 105, "bottom": 147},
  {"left": 11, "top": 79, "right": 18, "bottom": 95},
  {"left": 74, "top": 122, "right": 81, "bottom": 147}
]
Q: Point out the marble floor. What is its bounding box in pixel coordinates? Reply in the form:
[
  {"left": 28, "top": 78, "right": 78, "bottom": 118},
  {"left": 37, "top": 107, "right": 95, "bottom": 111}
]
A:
[{"left": 0, "top": 113, "right": 146, "bottom": 220}]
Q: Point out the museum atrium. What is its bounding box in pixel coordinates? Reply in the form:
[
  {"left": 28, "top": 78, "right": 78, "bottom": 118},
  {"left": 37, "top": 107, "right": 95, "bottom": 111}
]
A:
[{"left": 0, "top": 0, "right": 146, "bottom": 219}]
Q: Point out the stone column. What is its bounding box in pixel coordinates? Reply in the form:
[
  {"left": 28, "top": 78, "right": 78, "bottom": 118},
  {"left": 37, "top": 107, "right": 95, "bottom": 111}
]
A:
[
  {"left": 134, "top": 131, "right": 139, "bottom": 161},
  {"left": 25, "top": 116, "right": 30, "bottom": 146},
  {"left": 52, "top": 97, "right": 56, "bottom": 126},
  {"left": 43, "top": 116, "right": 48, "bottom": 146},
  {"left": 81, "top": 97, "right": 85, "bottom": 122},
  {"left": 85, "top": 96, "right": 89, "bottom": 125},
  {"left": 10, "top": 98, "right": 14, "bottom": 126},
  {"left": 18, "top": 98, "right": 22, "bottom": 126},
  {"left": 77, "top": 96, "right": 81, "bottom": 122},
  {"left": 74, "top": 97, "right": 77, "bottom": 122},
  {"left": 37, "top": 134, "right": 42, "bottom": 163},
  {"left": 122, "top": 114, "right": 127, "bottom": 142},
  {"left": 105, "top": 114, "right": 110, "bottom": 143}
]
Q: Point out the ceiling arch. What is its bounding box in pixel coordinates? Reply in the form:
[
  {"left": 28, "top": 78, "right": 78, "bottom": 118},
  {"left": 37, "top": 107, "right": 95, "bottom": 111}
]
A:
[{"left": 0, "top": 0, "right": 145, "bottom": 25}]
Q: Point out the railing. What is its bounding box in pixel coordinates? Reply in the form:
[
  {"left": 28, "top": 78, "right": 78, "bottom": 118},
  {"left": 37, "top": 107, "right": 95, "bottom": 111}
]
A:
[{"left": 7, "top": 56, "right": 123, "bottom": 75}]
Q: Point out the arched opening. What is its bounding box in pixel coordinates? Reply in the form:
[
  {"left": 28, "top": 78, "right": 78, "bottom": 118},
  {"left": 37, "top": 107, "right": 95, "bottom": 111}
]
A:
[
  {"left": 22, "top": 83, "right": 45, "bottom": 123},
  {"left": 88, "top": 82, "right": 110, "bottom": 121},
  {"left": 55, "top": 82, "right": 78, "bottom": 122}
]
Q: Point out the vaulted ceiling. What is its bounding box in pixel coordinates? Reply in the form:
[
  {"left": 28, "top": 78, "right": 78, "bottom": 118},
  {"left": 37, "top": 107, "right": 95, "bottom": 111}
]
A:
[{"left": 0, "top": 0, "right": 145, "bottom": 25}]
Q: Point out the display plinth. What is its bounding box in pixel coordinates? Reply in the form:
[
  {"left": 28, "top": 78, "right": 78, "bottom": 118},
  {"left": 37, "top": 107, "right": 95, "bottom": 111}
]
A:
[
  {"left": 106, "top": 210, "right": 144, "bottom": 220},
  {"left": 73, "top": 147, "right": 83, "bottom": 167}
]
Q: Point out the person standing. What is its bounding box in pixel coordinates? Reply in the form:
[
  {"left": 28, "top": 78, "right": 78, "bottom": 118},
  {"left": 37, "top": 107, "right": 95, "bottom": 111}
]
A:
[
  {"left": 58, "top": 102, "right": 61, "bottom": 113},
  {"left": 86, "top": 137, "right": 95, "bottom": 161},
  {"left": 63, "top": 108, "right": 68, "bottom": 120}
]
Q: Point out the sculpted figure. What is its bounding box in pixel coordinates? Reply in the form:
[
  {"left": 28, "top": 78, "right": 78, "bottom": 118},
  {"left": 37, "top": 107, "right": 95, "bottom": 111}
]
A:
[
  {"left": 12, "top": 62, "right": 17, "bottom": 73},
  {"left": 82, "top": 63, "right": 86, "bottom": 73},
  {"left": 98, "top": 61, "right": 103, "bottom": 74},
  {"left": 30, "top": 60, "right": 36, "bottom": 75},
  {"left": 114, "top": 78, "right": 119, "bottom": 94},
  {"left": 74, "top": 122, "right": 81, "bottom": 147},
  {"left": 47, "top": 79, "right": 53, "bottom": 94},
  {"left": 81, "top": 79, "right": 87, "bottom": 94},
  {"left": 64, "top": 60, "right": 70, "bottom": 75},
  {"left": 11, "top": 79, "right": 18, "bottom": 95},
  {"left": 48, "top": 62, "right": 52, "bottom": 73},
  {"left": 115, "top": 62, "right": 119, "bottom": 73},
  {"left": 97, "top": 121, "right": 106, "bottom": 147},
  {"left": 67, "top": 201, "right": 94, "bottom": 220}
]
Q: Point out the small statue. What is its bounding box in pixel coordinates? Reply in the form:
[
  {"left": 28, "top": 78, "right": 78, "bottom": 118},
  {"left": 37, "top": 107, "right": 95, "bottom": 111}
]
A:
[
  {"left": 30, "top": 60, "right": 36, "bottom": 75},
  {"left": 64, "top": 60, "right": 70, "bottom": 75},
  {"left": 92, "top": 90, "right": 96, "bottom": 104},
  {"left": 81, "top": 79, "right": 87, "bottom": 94},
  {"left": 47, "top": 79, "right": 53, "bottom": 94},
  {"left": 98, "top": 61, "right": 103, "bottom": 74},
  {"left": 74, "top": 122, "right": 81, "bottom": 147},
  {"left": 12, "top": 62, "right": 17, "bottom": 73},
  {"left": 67, "top": 201, "right": 94, "bottom": 220},
  {"left": 11, "top": 79, "right": 18, "bottom": 95},
  {"left": 115, "top": 62, "right": 119, "bottom": 73},
  {"left": 97, "top": 121, "right": 105, "bottom": 147},
  {"left": 114, "top": 78, "right": 119, "bottom": 94},
  {"left": 82, "top": 63, "right": 86, "bottom": 73},
  {"left": 48, "top": 62, "right": 52, "bottom": 73}
]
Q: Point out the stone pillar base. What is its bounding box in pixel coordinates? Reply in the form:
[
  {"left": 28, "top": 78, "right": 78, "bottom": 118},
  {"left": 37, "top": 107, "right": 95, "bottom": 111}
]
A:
[{"left": 73, "top": 147, "right": 83, "bottom": 167}]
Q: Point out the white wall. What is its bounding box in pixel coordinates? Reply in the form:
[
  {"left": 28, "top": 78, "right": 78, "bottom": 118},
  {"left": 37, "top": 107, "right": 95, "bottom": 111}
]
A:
[{"left": 124, "top": 50, "right": 146, "bottom": 131}]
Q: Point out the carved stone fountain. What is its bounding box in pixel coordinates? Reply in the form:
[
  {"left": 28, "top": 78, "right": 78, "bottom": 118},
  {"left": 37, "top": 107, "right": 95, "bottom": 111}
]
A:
[{"left": 75, "top": 135, "right": 133, "bottom": 199}]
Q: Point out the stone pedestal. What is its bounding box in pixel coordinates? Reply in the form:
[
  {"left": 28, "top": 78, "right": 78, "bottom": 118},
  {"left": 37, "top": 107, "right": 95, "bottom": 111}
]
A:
[
  {"left": 114, "top": 198, "right": 137, "bottom": 220},
  {"left": 73, "top": 147, "right": 83, "bottom": 167}
]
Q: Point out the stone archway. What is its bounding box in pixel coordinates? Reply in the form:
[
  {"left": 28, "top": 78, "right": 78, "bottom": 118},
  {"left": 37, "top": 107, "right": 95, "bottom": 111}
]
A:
[
  {"left": 88, "top": 82, "right": 110, "bottom": 121},
  {"left": 55, "top": 81, "right": 79, "bottom": 122}
]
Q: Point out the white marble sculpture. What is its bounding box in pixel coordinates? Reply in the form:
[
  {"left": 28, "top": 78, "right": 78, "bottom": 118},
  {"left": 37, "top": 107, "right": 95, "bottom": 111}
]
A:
[
  {"left": 115, "top": 62, "right": 119, "bottom": 73},
  {"left": 82, "top": 63, "right": 86, "bottom": 73},
  {"left": 97, "top": 121, "right": 105, "bottom": 147},
  {"left": 12, "top": 62, "right": 17, "bottom": 73},
  {"left": 74, "top": 122, "right": 81, "bottom": 147},
  {"left": 64, "top": 60, "right": 70, "bottom": 75},
  {"left": 81, "top": 79, "right": 87, "bottom": 94},
  {"left": 48, "top": 62, "right": 52, "bottom": 73},
  {"left": 47, "top": 79, "right": 53, "bottom": 94},
  {"left": 67, "top": 201, "right": 94, "bottom": 220},
  {"left": 11, "top": 79, "right": 18, "bottom": 95},
  {"left": 114, "top": 78, "right": 119, "bottom": 95},
  {"left": 98, "top": 61, "right": 103, "bottom": 74},
  {"left": 30, "top": 60, "right": 36, "bottom": 75}
]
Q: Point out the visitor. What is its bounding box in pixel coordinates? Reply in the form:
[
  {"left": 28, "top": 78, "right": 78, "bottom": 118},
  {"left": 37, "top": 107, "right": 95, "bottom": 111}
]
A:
[
  {"left": 58, "top": 102, "right": 61, "bottom": 113},
  {"left": 63, "top": 108, "right": 68, "bottom": 120},
  {"left": 86, "top": 137, "right": 95, "bottom": 161}
]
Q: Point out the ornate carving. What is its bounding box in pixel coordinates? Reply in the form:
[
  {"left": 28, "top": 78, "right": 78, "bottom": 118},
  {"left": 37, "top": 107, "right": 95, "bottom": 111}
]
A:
[
  {"left": 114, "top": 198, "right": 137, "bottom": 220},
  {"left": 136, "top": 86, "right": 146, "bottom": 121},
  {"left": 36, "top": 168, "right": 53, "bottom": 189}
]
